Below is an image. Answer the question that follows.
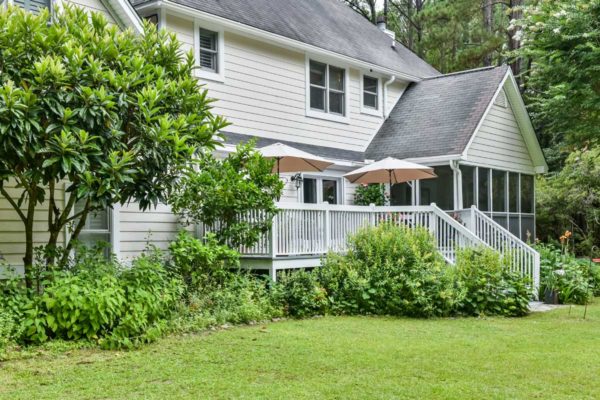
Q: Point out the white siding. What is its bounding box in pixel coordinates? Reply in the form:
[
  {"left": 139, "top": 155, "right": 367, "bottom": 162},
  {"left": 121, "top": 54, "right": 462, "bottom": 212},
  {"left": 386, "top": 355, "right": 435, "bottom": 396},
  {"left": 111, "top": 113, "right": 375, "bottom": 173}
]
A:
[
  {"left": 0, "top": 181, "right": 65, "bottom": 266},
  {"left": 118, "top": 202, "right": 182, "bottom": 260},
  {"left": 465, "top": 90, "right": 535, "bottom": 174},
  {"left": 64, "top": 0, "right": 117, "bottom": 25},
  {"left": 166, "top": 15, "right": 406, "bottom": 153}
]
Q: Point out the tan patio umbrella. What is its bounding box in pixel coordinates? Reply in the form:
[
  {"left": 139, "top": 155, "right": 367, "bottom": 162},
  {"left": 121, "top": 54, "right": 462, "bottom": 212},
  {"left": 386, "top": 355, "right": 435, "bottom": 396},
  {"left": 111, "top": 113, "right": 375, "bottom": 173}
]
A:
[
  {"left": 344, "top": 157, "right": 437, "bottom": 189},
  {"left": 258, "top": 142, "right": 333, "bottom": 176}
]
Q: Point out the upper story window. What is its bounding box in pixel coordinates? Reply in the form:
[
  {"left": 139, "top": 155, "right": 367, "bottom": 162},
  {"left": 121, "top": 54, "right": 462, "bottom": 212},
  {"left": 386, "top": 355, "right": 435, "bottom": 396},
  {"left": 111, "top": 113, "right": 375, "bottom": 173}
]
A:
[
  {"left": 308, "top": 59, "right": 348, "bottom": 121},
  {"left": 199, "top": 28, "right": 218, "bottom": 73},
  {"left": 194, "top": 22, "right": 225, "bottom": 82},
  {"left": 13, "top": 0, "right": 51, "bottom": 13},
  {"left": 362, "top": 75, "right": 379, "bottom": 109}
]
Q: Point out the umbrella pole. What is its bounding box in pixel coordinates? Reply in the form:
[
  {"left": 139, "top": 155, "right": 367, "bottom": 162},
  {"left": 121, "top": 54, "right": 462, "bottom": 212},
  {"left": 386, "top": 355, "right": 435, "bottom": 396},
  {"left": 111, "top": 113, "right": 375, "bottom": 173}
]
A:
[{"left": 388, "top": 170, "right": 392, "bottom": 206}]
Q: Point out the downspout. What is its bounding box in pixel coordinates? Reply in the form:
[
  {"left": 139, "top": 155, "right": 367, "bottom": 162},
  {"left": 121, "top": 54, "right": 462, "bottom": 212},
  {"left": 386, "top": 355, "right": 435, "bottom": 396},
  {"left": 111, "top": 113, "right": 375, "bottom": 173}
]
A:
[
  {"left": 450, "top": 160, "right": 462, "bottom": 210},
  {"left": 383, "top": 75, "right": 396, "bottom": 119}
]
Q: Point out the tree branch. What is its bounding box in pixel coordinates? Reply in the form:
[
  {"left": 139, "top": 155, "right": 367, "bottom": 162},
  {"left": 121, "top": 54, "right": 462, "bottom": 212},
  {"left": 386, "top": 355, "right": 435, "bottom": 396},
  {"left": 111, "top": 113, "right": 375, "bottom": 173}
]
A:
[{"left": 0, "top": 186, "right": 27, "bottom": 223}]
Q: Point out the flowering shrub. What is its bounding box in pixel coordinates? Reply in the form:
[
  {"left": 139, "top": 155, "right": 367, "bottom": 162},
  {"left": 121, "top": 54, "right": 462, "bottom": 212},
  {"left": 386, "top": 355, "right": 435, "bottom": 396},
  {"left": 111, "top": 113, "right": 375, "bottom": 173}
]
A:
[{"left": 353, "top": 183, "right": 388, "bottom": 206}]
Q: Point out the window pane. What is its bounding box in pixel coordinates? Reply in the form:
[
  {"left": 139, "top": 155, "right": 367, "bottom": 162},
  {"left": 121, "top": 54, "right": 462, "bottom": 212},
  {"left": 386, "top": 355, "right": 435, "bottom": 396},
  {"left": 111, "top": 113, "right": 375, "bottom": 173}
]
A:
[
  {"left": 363, "top": 76, "right": 378, "bottom": 93},
  {"left": 461, "top": 165, "right": 475, "bottom": 208},
  {"left": 78, "top": 232, "right": 111, "bottom": 258},
  {"left": 14, "top": 0, "right": 49, "bottom": 12},
  {"left": 329, "top": 92, "right": 344, "bottom": 115},
  {"left": 509, "top": 172, "right": 519, "bottom": 212},
  {"left": 309, "top": 61, "right": 326, "bottom": 86},
  {"left": 492, "top": 214, "right": 508, "bottom": 229},
  {"left": 87, "top": 209, "right": 109, "bottom": 230},
  {"left": 478, "top": 168, "right": 490, "bottom": 212},
  {"left": 521, "top": 174, "right": 534, "bottom": 213},
  {"left": 199, "top": 29, "right": 217, "bottom": 51},
  {"left": 329, "top": 66, "right": 345, "bottom": 91},
  {"left": 492, "top": 170, "right": 507, "bottom": 212},
  {"left": 363, "top": 93, "right": 377, "bottom": 109},
  {"left": 303, "top": 178, "right": 317, "bottom": 204},
  {"left": 420, "top": 166, "right": 453, "bottom": 210},
  {"left": 322, "top": 180, "right": 338, "bottom": 204},
  {"left": 391, "top": 183, "right": 412, "bottom": 206},
  {"left": 310, "top": 87, "right": 325, "bottom": 110}
]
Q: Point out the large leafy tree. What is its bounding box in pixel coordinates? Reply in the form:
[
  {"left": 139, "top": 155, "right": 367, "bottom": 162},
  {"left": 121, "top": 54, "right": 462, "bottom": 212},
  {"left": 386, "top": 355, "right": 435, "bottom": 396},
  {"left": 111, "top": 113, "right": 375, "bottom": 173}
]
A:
[
  {"left": 515, "top": 0, "right": 600, "bottom": 168},
  {"left": 0, "top": 6, "right": 227, "bottom": 285}
]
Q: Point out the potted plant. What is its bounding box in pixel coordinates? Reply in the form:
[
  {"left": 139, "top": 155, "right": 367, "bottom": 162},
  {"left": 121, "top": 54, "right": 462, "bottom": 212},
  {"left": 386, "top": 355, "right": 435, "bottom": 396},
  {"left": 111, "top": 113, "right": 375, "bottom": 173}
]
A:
[{"left": 543, "top": 270, "right": 560, "bottom": 304}]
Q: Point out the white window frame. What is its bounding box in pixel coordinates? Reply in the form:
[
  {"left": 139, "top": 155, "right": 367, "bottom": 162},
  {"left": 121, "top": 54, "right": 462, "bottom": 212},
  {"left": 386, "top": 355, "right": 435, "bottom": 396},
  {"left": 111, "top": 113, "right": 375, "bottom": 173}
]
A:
[
  {"left": 6, "top": 0, "right": 56, "bottom": 11},
  {"left": 360, "top": 71, "right": 383, "bottom": 117},
  {"left": 194, "top": 19, "right": 225, "bottom": 83},
  {"left": 305, "top": 55, "right": 350, "bottom": 124},
  {"left": 299, "top": 174, "right": 344, "bottom": 205},
  {"left": 68, "top": 196, "right": 120, "bottom": 259}
]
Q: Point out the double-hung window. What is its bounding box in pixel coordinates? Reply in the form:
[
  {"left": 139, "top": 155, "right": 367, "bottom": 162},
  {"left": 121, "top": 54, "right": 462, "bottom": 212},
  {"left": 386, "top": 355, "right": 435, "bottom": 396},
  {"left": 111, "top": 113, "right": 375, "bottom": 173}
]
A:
[
  {"left": 362, "top": 75, "right": 379, "bottom": 109},
  {"left": 309, "top": 60, "right": 346, "bottom": 117},
  {"left": 75, "top": 202, "right": 113, "bottom": 258},
  {"left": 199, "top": 28, "right": 218, "bottom": 73}
]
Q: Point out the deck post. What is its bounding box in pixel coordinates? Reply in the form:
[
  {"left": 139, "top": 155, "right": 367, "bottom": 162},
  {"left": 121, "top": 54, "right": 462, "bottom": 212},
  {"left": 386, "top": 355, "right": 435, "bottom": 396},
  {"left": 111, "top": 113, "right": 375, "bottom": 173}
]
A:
[
  {"left": 324, "top": 202, "right": 331, "bottom": 251},
  {"left": 269, "top": 213, "right": 278, "bottom": 259},
  {"left": 369, "top": 203, "right": 376, "bottom": 227}
]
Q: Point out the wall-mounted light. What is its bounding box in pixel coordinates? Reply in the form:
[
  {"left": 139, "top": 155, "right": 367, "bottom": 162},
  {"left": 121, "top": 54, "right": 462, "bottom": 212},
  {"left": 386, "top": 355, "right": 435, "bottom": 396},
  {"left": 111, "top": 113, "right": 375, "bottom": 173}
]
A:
[{"left": 291, "top": 173, "right": 303, "bottom": 189}]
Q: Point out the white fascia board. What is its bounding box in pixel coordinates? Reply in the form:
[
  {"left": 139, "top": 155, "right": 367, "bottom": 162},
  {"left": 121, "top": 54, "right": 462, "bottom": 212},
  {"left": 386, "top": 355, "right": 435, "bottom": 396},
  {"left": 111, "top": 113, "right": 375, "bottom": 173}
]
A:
[
  {"left": 403, "top": 154, "right": 462, "bottom": 165},
  {"left": 104, "top": 0, "right": 144, "bottom": 33},
  {"left": 135, "top": 0, "right": 422, "bottom": 82}
]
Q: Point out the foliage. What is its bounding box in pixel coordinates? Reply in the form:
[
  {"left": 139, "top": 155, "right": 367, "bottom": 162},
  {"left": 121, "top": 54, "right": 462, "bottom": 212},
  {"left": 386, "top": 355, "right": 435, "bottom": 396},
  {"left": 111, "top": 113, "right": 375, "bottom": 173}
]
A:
[
  {"left": 536, "top": 242, "right": 595, "bottom": 304},
  {"left": 318, "top": 223, "right": 456, "bottom": 318},
  {"left": 276, "top": 270, "right": 328, "bottom": 318},
  {"left": 516, "top": 0, "right": 600, "bottom": 165},
  {"left": 0, "top": 251, "right": 183, "bottom": 349},
  {"left": 175, "top": 274, "right": 283, "bottom": 329},
  {"left": 353, "top": 183, "right": 388, "bottom": 206},
  {"left": 170, "top": 142, "right": 283, "bottom": 248},
  {"left": 0, "top": 6, "right": 226, "bottom": 281},
  {"left": 536, "top": 147, "right": 600, "bottom": 255},
  {"left": 168, "top": 230, "right": 240, "bottom": 289},
  {"left": 452, "top": 248, "right": 531, "bottom": 317}
]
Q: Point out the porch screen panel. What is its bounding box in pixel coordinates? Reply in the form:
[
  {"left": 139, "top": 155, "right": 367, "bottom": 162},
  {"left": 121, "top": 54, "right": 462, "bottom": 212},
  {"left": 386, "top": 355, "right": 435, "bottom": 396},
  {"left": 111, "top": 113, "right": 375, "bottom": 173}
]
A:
[
  {"left": 461, "top": 165, "right": 476, "bottom": 208},
  {"left": 419, "top": 166, "right": 453, "bottom": 210},
  {"left": 391, "top": 182, "right": 412, "bottom": 206},
  {"left": 478, "top": 168, "right": 490, "bottom": 212},
  {"left": 521, "top": 175, "right": 534, "bottom": 214},
  {"left": 492, "top": 170, "right": 507, "bottom": 212},
  {"left": 508, "top": 172, "right": 519, "bottom": 212}
]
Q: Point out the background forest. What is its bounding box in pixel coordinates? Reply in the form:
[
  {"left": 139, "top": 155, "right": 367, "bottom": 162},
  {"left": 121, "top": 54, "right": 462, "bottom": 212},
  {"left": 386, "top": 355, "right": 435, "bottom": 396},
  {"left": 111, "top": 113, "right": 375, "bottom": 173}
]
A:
[{"left": 345, "top": 0, "right": 600, "bottom": 255}]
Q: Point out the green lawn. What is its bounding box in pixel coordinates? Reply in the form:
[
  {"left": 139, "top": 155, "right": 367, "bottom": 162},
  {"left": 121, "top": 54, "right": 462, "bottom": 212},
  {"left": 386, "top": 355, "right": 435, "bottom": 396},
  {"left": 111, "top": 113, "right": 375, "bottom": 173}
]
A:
[{"left": 1, "top": 303, "right": 599, "bottom": 400}]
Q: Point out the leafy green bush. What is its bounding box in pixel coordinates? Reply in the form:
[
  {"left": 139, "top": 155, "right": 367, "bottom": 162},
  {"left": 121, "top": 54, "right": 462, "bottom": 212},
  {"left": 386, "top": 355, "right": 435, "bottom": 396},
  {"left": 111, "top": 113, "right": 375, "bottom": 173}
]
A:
[
  {"left": 1, "top": 251, "right": 183, "bottom": 349},
  {"left": 169, "top": 230, "right": 240, "bottom": 289},
  {"left": 452, "top": 248, "right": 531, "bottom": 317},
  {"left": 0, "top": 306, "right": 22, "bottom": 359},
  {"left": 537, "top": 243, "right": 594, "bottom": 304},
  {"left": 277, "top": 270, "right": 328, "bottom": 318},
  {"left": 319, "top": 223, "right": 456, "bottom": 317},
  {"left": 353, "top": 184, "right": 388, "bottom": 206}
]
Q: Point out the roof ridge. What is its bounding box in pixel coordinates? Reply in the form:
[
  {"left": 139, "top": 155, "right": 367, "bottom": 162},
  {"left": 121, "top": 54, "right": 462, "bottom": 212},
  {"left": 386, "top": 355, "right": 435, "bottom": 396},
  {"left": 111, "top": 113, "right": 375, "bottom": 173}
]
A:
[{"left": 423, "top": 65, "right": 506, "bottom": 80}]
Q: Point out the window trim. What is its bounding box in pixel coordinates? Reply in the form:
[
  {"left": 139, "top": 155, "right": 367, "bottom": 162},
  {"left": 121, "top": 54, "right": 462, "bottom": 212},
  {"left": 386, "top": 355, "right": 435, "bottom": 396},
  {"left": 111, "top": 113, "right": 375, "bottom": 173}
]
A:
[
  {"left": 305, "top": 55, "right": 350, "bottom": 124},
  {"left": 299, "top": 173, "right": 344, "bottom": 205},
  {"left": 360, "top": 71, "right": 383, "bottom": 117},
  {"left": 194, "top": 20, "right": 225, "bottom": 83}
]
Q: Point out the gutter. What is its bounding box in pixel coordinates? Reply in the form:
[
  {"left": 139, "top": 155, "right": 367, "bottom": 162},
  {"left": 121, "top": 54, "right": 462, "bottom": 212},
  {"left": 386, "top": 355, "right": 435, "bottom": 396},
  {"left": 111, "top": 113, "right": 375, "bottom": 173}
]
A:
[
  {"left": 134, "top": 0, "right": 422, "bottom": 82},
  {"left": 382, "top": 75, "right": 396, "bottom": 119}
]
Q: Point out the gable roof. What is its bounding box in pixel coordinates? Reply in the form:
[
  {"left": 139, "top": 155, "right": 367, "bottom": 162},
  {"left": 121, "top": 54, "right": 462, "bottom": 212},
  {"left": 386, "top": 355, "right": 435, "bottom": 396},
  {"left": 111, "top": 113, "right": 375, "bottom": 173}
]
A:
[
  {"left": 131, "top": 0, "right": 440, "bottom": 79},
  {"left": 103, "top": 0, "right": 144, "bottom": 32},
  {"left": 366, "top": 65, "right": 509, "bottom": 161}
]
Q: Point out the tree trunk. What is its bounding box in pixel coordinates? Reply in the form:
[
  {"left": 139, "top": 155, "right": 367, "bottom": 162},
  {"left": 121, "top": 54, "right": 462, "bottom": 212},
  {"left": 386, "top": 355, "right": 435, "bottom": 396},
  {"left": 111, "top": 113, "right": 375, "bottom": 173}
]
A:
[
  {"left": 483, "top": 0, "right": 494, "bottom": 66},
  {"left": 23, "top": 193, "right": 36, "bottom": 289},
  {"left": 508, "top": 0, "right": 524, "bottom": 80}
]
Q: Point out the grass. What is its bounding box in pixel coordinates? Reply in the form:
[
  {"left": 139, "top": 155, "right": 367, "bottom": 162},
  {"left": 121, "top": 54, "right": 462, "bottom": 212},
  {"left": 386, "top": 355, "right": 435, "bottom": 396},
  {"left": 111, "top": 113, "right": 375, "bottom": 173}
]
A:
[{"left": 1, "top": 303, "right": 599, "bottom": 400}]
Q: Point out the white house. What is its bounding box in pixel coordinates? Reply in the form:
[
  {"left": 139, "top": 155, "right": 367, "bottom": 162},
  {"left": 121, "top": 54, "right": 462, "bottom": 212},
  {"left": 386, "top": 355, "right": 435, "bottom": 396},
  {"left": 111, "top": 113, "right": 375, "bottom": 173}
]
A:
[{"left": 0, "top": 0, "right": 546, "bottom": 284}]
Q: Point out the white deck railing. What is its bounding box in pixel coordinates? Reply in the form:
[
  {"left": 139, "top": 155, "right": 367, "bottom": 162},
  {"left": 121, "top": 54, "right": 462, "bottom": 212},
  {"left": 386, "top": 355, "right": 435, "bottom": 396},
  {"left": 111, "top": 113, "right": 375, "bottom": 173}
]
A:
[
  {"left": 453, "top": 206, "right": 540, "bottom": 290},
  {"left": 230, "top": 203, "right": 488, "bottom": 265}
]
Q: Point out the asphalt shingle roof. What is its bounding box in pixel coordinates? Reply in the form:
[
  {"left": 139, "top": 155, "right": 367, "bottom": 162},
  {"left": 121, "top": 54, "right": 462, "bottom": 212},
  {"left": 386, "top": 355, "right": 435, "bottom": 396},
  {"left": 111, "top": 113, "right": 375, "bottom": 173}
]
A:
[
  {"left": 366, "top": 65, "right": 509, "bottom": 160},
  {"left": 132, "top": 0, "right": 439, "bottom": 79},
  {"left": 222, "top": 132, "right": 364, "bottom": 162}
]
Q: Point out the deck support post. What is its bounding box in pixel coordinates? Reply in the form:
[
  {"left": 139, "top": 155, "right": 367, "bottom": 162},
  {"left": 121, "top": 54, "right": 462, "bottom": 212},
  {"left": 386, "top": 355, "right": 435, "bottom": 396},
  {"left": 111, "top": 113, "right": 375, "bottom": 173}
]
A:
[{"left": 324, "top": 202, "right": 331, "bottom": 252}]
